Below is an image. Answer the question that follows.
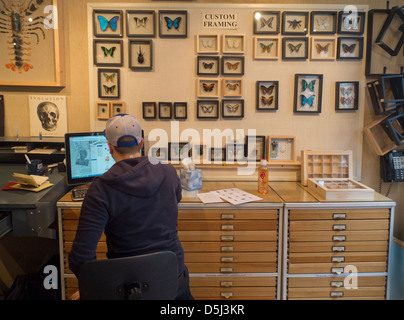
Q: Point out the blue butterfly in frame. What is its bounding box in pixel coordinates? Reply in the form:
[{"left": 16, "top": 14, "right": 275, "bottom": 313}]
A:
[
  {"left": 300, "top": 94, "right": 315, "bottom": 107},
  {"left": 97, "top": 15, "right": 120, "bottom": 32},
  {"left": 164, "top": 16, "right": 182, "bottom": 30}
]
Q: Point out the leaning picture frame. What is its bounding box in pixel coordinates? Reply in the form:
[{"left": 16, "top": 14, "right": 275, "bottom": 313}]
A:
[
  {"left": 126, "top": 10, "right": 156, "bottom": 38},
  {"left": 93, "top": 40, "right": 123, "bottom": 67},
  {"left": 98, "top": 68, "right": 120, "bottom": 99},
  {"left": 335, "top": 81, "right": 359, "bottom": 111},
  {"left": 245, "top": 135, "right": 266, "bottom": 162},
  {"left": 294, "top": 73, "right": 323, "bottom": 114},
  {"left": 158, "top": 10, "right": 188, "bottom": 38},
  {"left": 268, "top": 135, "right": 296, "bottom": 163},
  {"left": 129, "top": 39, "right": 153, "bottom": 71},
  {"left": 256, "top": 81, "right": 279, "bottom": 111},
  {"left": 93, "top": 9, "right": 123, "bottom": 38}
]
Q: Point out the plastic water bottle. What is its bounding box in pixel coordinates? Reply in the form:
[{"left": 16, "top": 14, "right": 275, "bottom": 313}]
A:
[{"left": 258, "top": 159, "right": 268, "bottom": 194}]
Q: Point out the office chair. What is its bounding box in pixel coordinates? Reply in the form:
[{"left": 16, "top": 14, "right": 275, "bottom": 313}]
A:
[{"left": 78, "top": 251, "right": 178, "bottom": 300}]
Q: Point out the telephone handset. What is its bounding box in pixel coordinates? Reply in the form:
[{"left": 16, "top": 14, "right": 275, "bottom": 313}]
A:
[{"left": 380, "top": 150, "right": 404, "bottom": 182}]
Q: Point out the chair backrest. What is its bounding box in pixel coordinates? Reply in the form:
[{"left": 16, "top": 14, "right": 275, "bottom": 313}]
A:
[{"left": 78, "top": 251, "right": 178, "bottom": 300}]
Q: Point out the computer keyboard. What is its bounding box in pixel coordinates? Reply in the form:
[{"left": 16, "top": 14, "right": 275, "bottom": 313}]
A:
[{"left": 72, "top": 187, "right": 88, "bottom": 201}]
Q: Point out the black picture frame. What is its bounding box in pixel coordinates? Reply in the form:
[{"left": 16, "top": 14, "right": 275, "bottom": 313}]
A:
[
  {"left": 97, "top": 68, "right": 120, "bottom": 99},
  {"left": 196, "top": 100, "right": 219, "bottom": 119},
  {"left": 93, "top": 9, "right": 123, "bottom": 38},
  {"left": 174, "top": 102, "right": 188, "bottom": 120},
  {"left": 158, "top": 102, "right": 172, "bottom": 119},
  {"left": 126, "top": 10, "right": 156, "bottom": 38},
  {"left": 380, "top": 75, "right": 404, "bottom": 111},
  {"left": 256, "top": 81, "right": 279, "bottom": 111},
  {"left": 294, "top": 73, "right": 323, "bottom": 114},
  {"left": 337, "top": 11, "right": 366, "bottom": 35},
  {"left": 158, "top": 10, "right": 188, "bottom": 38},
  {"left": 142, "top": 102, "right": 157, "bottom": 119},
  {"left": 129, "top": 40, "right": 153, "bottom": 71},
  {"left": 197, "top": 56, "right": 220, "bottom": 76},
  {"left": 225, "top": 143, "right": 246, "bottom": 162},
  {"left": 245, "top": 135, "right": 266, "bottom": 162},
  {"left": 335, "top": 81, "right": 359, "bottom": 111},
  {"left": 209, "top": 148, "right": 225, "bottom": 162},
  {"left": 282, "top": 37, "right": 308, "bottom": 60},
  {"left": 337, "top": 37, "right": 364, "bottom": 60},
  {"left": 93, "top": 40, "right": 123, "bottom": 67},
  {"left": 150, "top": 146, "right": 168, "bottom": 162},
  {"left": 169, "top": 142, "right": 192, "bottom": 161},
  {"left": 310, "top": 11, "right": 337, "bottom": 35},
  {"left": 374, "top": 6, "right": 404, "bottom": 56},
  {"left": 282, "top": 11, "right": 309, "bottom": 35},
  {"left": 222, "top": 99, "right": 244, "bottom": 119},
  {"left": 221, "top": 56, "right": 245, "bottom": 76},
  {"left": 253, "top": 11, "right": 280, "bottom": 35}
]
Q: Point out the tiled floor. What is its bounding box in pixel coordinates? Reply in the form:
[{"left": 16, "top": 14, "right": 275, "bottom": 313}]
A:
[{"left": 388, "top": 239, "right": 404, "bottom": 300}]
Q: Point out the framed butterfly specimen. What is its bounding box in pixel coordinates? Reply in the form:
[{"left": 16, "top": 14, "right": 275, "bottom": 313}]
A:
[
  {"left": 169, "top": 142, "right": 192, "bottom": 162},
  {"left": 294, "top": 74, "right": 323, "bottom": 114},
  {"left": 267, "top": 136, "right": 296, "bottom": 163},
  {"left": 253, "top": 37, "right": 279, "bottom": 60},
  {"left": 197, "top": 79, "right": 219, "bottom": 98},
  {"left": 222, "top": 99, "right": 244, "bottom": 119},
  {"left": 159, "top": 102, "right": 173, "bottom": 120},
  {"left": 196, "top": 100, "right": 219, "bottom": 119},
  {"left": 221, "top": 56, "right": 245, "bottom": 76},
  {"left": 93, "top": 10, "right": 123, "bottom": 38},
  {"left": 253, "top": 11, "right": 280, "bottom": 35},
  {"left": 282, "top": 11, "right": 309, "bottom": 35},
  {"left": 129, "top": 40, "right": 153, "bottom": 70},
  {"left": 335, "top": 81, "right": 359, "bottom": 111},
  {"left": 256, "top": 81, "right": 279, "bottom": 111},
  {"left": 96, "top": 102, "right": 110, "bottom": 120},
  {"left": 337, "top": 37, "right": 364, "bottom": 60},
  {"left": 126, "top": 10, "right": 156, "bottom": 38},
  {"left": 97, "top": 68, "right": 120, "bottom": 99},
  {"left": 245, "top": 135, "right": 266, "bottom": 162},
  {"left": 223, "top": 79, "right": 243, "bottom": 97},
  {"left": 196, "top": 34, "right": 219, "bottom": 54},
  {"left": 93, "top": 40, "right": 123, "bottom": 67},
  {"left": 174, "top": 102, "right": 188, "bottom": 120},
  {"left": 310, "top": 38, "right": 336, "bottom": 60},
  {"left": 225, "top": 143, "right": 246, "bottom": 163},
  {"left": 282, "top": 37, "right": 308, "bottom": 60},
  {"left": 310, "top": 11, "right": 337, "bottom": 35},
  {"left": 142, "top": 102, "right": 157, "bottom": 120},
  {"left": 338, "top": 11, "right": 366, "bottom": 35},
  {"left": 222, "top": 34, "right": 245, "bottom": 54},
  {"left": 197, "top": 56, "right": 220, "bottom": 76},
  {"left": 158, "top": 10, "right": 188, "bottom": 38}
]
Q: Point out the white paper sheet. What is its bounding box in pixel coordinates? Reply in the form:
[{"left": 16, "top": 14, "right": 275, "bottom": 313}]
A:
[
  {"left": 211, "top": 188, "right": 262, "bottom": 205},
  {"left": 197, "top": 192, "right": 224, "bottom": 204}
]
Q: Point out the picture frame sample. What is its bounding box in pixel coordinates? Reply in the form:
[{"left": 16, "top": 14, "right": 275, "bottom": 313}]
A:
[
  {"left": 196, "top": 34, "right": 220, "bottom": 54},
  {"left": 129, "top": 40, "right": 153, "bottom": 71},
  {"left": 98, "top": 68, "right": 120, "bottom": 99},
  {"left": 158, "top": 10, "right": 188, "bottom": 38},
  {"left": 254, "top": 37, "right": 279, "bottom": 60},
  {"left": 380, "top": 75, "right": 404, "bottom": 110},
  {"left": 126, "top": 10, "right": 156, "bottom": 38},
  {"left": 223, "top": 79, "right": 243, "bottom": 97},
  {"left": 335, "top": 81, "right": 359, "bottom": 111},
  {"left": 268, "top": 136, "right": 296, "bottom": 162},
  {"left": 245, "top": 135, "right": 266, "bottom": 162},
  {"left": 222, "top": 34, "right": 245, "bottom": 54},
  {"left": 174, "top": 102, "right": 188, "bottom": 120},
  {"left": 169, "top": 142, "right": 192, "bottom": 161},
  {"left": 310, "top": 11, "right": 337, "bottom": 35},
  {"left": 150, "top": 146, "right": 168, "bottom": 162},
  {"left": 282, "top": 11, "right": 309, "bottom": 35},
  {"left": 110, "top": 101, "right": 125, "bottom": 116},
  {"left": 225, "top": 143, "right": 246, "bottom": 162},
  {"left": 96, "top": 102, "right": 110, "bottom": 120},
  {"left": 197, "top": 56, "right": 220, "bottom": 76},
  {"left": 197, "top": 79, "right": 220, "bottom": 98},
  {"left": 256, "top": 81, "right": 279, "bottom": 111},
  {"left": 253, "top": 11, "right": 280, "bottom": 34},
  {"left": 142, "top": 102, "right": 157, "bottom": 119},
  {"left": 310, "top": 38, "right": 336, "bottom": 60},
  {"left": 193, "top": 144, "right": 208, "bottom": 163},
  {"left": 374, "top": 6, "right": 404, "bottom": 56},
  {"left": 209, "top": 148, "right": 225, "bottom": 163},
  {"left": 159, "top": 102, "right": 172, "bottom": 119},
  {"left": 196, "top": 100, "right": 219, "bottom": 119},
  {"left": 93, "top": 9, "right": 123, "bottom": 38},
  {"left": 222, "top": 99, "right": 244, "bottom": 119},
  {"left": 338, "top": 11, "right": 366, "bottom": 35},
  {"left": 282, "top": 37, "right": 308, "bottom": 60},
  {"left": 93, "top": 40, "right": 123, "bottom": 67},
  {"left": 221, "top": 56, "right": 245, "bottom": 76},
  {"left": 337, "top": 37, "right": 364, "bottom": 60},
  {"left": 294, "top": 74, "right": 323, "bottom": 114}
]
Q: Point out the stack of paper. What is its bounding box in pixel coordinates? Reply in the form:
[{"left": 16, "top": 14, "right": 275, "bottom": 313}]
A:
[
  {"left": 198, "top": 188, "right": 262, "bottom": 205},
  {"left": 8, "top": 173, "right": 53, "bottom": 192}
]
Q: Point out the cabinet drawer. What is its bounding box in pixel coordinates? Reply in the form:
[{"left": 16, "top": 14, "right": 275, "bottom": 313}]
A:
[
  {"left": 288, "top": 276, "right": 386, "bottom": 288},
  {"left": 289, "top": 251, "right": 388, "bottom": 264},
  {"left": 289, "top": 209, "right": 390, "bottom": 221},
  {"left": 182, "top": 241, "right": 277, "bottom": 252},
  {"left": 191, "top": 286, "right": 276, "bottom": 300},
  {"left": 185, "top": 252, "right": 277, "bottom": 263},
  {"left": 290, "top": 220, "right": 389, "bottom": 231},
  {"left": 289, "top": 230, "right": 389, "bottom": 242},
  {"left": 289, "top": 241, "right": 388, "bottom": 253},
  {"left": 178, "top": 230, "right": 277, "bottom": 242},
  {"left": 187, "top": 262, "right": 276, "bottom": 273},
  {"left": 178, "top": 220, "right": 278, "bottom": 231},
  {"left": 288, "top": 261, "right": 387, "bottom": 274},
  {"left": 190, "top": 276, "right": 276, "bottom": 287},
  {"left": 288, "top": 286, "right": 386, "bottom": 299},
  {"left": 179, "top": 209, "right": 278, "bottom": 220}
]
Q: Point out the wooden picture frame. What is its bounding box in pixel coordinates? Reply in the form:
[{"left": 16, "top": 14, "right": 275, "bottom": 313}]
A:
[
  {"left": 254, "top": 37, "right": 280, "bottom": 60},
  {"left": 256, "top": 81, "right": 279, "bottom": 111},
  {"left": 253, "top": 11, "right": 280, "bottom": 35},
  {"left": 158, "top": 10, "right": 188, "bottom": 38},
  {"left": 268, "top": 135, "right": 296, "bottom": 163},
  {"left": 93, "top": 9, "right": 123, "bottom": 38},
  {"left": 337, "top": 37, "right": 364, "bottom": 60},
  {"left": 310, "top": 37, "right": 337, "bottom": 60},
  {"left": 310, "top": 11, "right": 337, "bottom": 35},
  {"left": 158, "top": 102, "right": 172, "bottom": 119},
  {"left": 174, "top": 102, "right": 187, "bottom": 120},
  {"left": 282, "top": 11, "right": 309, "bottom": 35},
  {"left": 294, "top": 73, "right": 323, "bottom": 114},
  {"left": 221, "top": 56, "right": 245, "bottom": 76},
  {"left": 0, "top": 0, "right": 65, "bottom": 86},
  {"left": 196, "top": 100, "right": 219, "bottom": 119},
  {"left": 126, "top": 10, "right": 156, "bottom": 38},
  {"left": 222, "top": 99, "right": 244, "bottom": 119},
  {"left": 222, "top": 79, "right": 243, "bottom": 97},
  {"left": 196, "top": 34, "right": 220, "bottom": 54},
  {"left": 222, "top": 34, "right": 245, "bottom": 54},
  {"left": 338, "top": 11, "right": 366, "bottom": 35},
  {"left": 335, "top": 81, "right": 359, "bottom": 111},
  {"left": 142, "top": 102, "right": 157, "bottom": 119},
  {"left": 98, "top": 68, "right": 120, "bottom": 99},
  {"left": 129, "top": 39, "right": 153, "bottom": 71},
  {"left": 197, "top": 79, "right": 220, "bottom": 98},
  {"left": 197, "top": 56, "right": 220, "bottom": 76},
  {"left": 93, "top": 40, "right": 123, "bottom": 67},
  {"left": 110, "top": 101, "right": 125, "bottom": 116},
  {"left": 96, "top": 102, "right": 110, "bottom": 120},
  {"left": 245, "top": 135, "right": 266, "bottom": 162}
]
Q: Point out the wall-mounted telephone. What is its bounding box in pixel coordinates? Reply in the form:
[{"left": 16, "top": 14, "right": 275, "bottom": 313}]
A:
[{"left": 380, "top": 150, "right": 404, "bottom": 182}]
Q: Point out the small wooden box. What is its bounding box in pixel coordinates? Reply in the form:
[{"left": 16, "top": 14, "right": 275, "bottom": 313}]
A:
[
  {"left": 301, "top": 150, "right": 353, "bottom": 186},
  {"left": 307, "top": 178, "right": 375, "bottom": 201}
]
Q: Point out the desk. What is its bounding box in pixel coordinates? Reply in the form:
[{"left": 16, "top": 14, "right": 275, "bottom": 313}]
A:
[{"left": 0, "top": 164, "right": 68, "bottom": 238}]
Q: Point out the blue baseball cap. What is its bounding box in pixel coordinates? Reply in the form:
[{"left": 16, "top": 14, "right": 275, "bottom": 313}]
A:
[{"left": 104, "top": 114, "right": 142, "bottom": 147}]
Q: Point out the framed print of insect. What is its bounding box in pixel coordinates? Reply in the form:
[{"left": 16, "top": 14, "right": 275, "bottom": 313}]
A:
[
  {"left": 196, "top": 34, "right": 219, "bottom": 54},
  {"left": 337, "top": 37, "right": 364, "bottom": 60},
  {"left": 126, "top": 10, "right": 155, "bottom": 38},
  {"left": 197, "top": 56, "right": 220, "bottom": 76},
  {"left": 96, "top": 102, "right": 110, "bottom": 120},
  {"left": 93, "top": 40, "right": 123, "bottom": 67},
  {"left": 158, "top": 10, "right": 187, "bottom": 38},
  {"left": 310, "top": 38, "right": 336, "bottom": 60},
  {"left": 293, "top": 73, "right": 323, "bottom": 114},
  {"left": 197, "top": 78, "right": 219, "bottom": 98},
  {"left": 222, "top": 99, "right": 244, "bottom": 119},
  {"left": 335, "top": 81, "right": 359, "bottom": 111},
  {"left": 93, "top": 9, "right": 123, "bottom": 38},
  {"left": 142, "top": 102, "right": 157, "bottom": 119},
  {"left": 256, "top": 81, "right": 279, "bottom": 111},
  {"left": 222, "top": 79, "right": 243, "bottom": 97},
  {"left": 282, "top": 11, "right": 309, "bottom": 35},
  {"left": 282, "top": 37, "right": 308, "bottom": 60},
  {"left": 174, "top": 102, "right": 188, "bottom": 120},
  {"left": 338, "top": 11, "right": 366, "bottom": 35},
  {"left": 253, "top": 37, "right": 279, "bottom": 60},
  {"left": 221, "top": 56, "right": 244, "bottom": 76},
  {"left": 159, "top": 102, "right": 172, "bottom": 120},
  {"left": 197, "top": 100, "right": 219, "bottom": 119},
  {"left": 310, "top": 11, "right": 337, "bottom": 35},
  {"left": 98, "top": 68, "right": 120, "bottom": 99},
  {"left": 222, "top": 34, "right": 245, "bottom": 54},
  {"left": 110, "top": 101, "right": 125, "bottom": 116},
  {"left": 253, "top": 11, "right": 280, "bottom": 35},
  {"left": 129, "top": 39, "right": 153, "bottom": 70}
]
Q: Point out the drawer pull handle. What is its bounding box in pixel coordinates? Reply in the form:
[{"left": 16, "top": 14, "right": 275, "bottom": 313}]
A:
[
  {"left": 221, "top": 281, "right": 233, "bottom": 288},
  {"left": 220, "top": 267, "right": 233, "bottom": 273},
  {"left": 332, "top": 246, "right": 345, "bottom": 252},
  {"left": 331, "top": 267, "right": 344, "bottom": 274},
  {"left": 221, "top": 235, "right": 234, "bottom": 242},
  {"left": 221, "top": 225, "right": 234, "bottom": 231},
  {"left": 333, "top": 235, "right": 346, "bottom": 242},
  {"left": 333, "top": 213, "right": 346, "bottom": 220},
  {"left": 330, "top": 281, "right": 344, "bottom": 288},
  {"left": 332, "top": 256, "right": 345, "bottom": 263},
  {"left": 221, "top": 257, "right": 234, "bottom": 263},
  {"left": 333, "top": 224, "right": 346, "bottom": 231},
  {"left": 221, "top": 292, "right": 233, "bottom": 299},
  {"left": 221, "top": 246, "right": 234, "bottom": 252},
  {"left": 221, "top": 214, "right": 235, "bottom": 220},
  {"left": 330, "top": 292, "right": 344, "bottom": 298}
]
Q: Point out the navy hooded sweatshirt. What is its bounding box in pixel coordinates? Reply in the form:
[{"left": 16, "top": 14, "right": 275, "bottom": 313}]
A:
[{"left": 68, "top": 156, "right": 185, "bottom": 277}]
